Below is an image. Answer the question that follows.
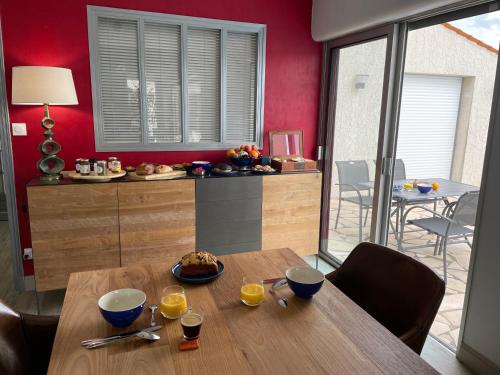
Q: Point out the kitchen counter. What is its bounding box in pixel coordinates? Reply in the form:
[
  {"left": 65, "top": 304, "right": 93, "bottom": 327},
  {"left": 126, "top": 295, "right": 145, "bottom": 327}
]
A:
[{"left": 26, "top": 169, "right": 320, "bottom": 187}]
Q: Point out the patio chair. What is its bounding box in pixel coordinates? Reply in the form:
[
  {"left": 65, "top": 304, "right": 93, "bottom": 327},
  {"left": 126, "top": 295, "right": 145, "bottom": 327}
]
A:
[
  {"left": 326, "top": 242, "right": 445, "bottom": 354},
  {"left": 334, "top": 160, "right": 372, "bottom": 242},
  {"left": 398, "top": 191, "right": 479, "bottom": 283}
]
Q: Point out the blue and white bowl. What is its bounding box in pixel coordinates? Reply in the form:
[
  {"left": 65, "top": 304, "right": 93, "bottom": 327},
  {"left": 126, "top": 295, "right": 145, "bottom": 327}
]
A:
[
  {"left": 98, "top": 289, "right": 146, "bottom": 327},
  {"left": 417, "top": 183, "right": 432, "bottom": 194},
  {"left": 286, "top": 266, "right": 325, "bottom": 298}
]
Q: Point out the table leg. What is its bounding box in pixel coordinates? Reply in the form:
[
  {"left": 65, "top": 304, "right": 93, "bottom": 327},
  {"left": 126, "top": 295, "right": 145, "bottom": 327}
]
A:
[{"left": 398, "top": 201, "right": 406, "bottom": 251}]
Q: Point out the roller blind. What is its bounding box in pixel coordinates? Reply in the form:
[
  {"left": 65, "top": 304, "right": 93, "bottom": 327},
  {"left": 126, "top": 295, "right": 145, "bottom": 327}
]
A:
[
  {"left": 226, "top": 32, "right": 258, "bottom": 142},
  {"left": 144, "top": 22, "right": 182, "bottom": 143},
  {"left": 397, "top": 74, "right": 463, "bottom": 179},
  {"left": 88, "top": 7, "right": 265, "bottom": 151},
  {"left": 96, "top": 17, "right": 142, "bottom": 144},
  {"left": 187, "top": 28, "right": 221, "bottom": 143}
]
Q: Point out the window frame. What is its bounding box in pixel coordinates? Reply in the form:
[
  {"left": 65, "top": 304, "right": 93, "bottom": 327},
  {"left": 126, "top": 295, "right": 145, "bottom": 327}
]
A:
[{"left": 87, "top": 6, "right": 266, "bottom": 151}]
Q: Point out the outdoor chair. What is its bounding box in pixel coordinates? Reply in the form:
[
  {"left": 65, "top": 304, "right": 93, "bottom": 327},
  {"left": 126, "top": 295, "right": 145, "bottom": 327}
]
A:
[
  {"left": 326, "top": 242, "right": 445, "bottom": 354},
  {"left": 334, "top": 160, "right": 372, "bottom": 242},
  {"left": 399, "top": 191, "right": 479, "bottom": 283}
]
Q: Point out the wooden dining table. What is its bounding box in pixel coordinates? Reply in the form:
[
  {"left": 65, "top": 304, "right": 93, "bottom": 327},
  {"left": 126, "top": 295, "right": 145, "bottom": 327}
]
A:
[{"left": 48, "top": 248, "right": 437, "bottom": 374}]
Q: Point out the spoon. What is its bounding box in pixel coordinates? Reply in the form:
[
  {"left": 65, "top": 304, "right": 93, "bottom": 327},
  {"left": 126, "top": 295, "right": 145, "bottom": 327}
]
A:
[
  {"left": 149, "top": 304, "right": 158, "bottom": 326},
  {"left": 269, "top": 280, "right": 288, "bottom": 308}
]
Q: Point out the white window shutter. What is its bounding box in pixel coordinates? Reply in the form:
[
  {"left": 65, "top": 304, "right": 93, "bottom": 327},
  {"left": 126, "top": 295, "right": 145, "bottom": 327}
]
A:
[
  {"left": 225, "top": 32, "right": 258, "bottom": 143},
  {"left": 96, "top": 17, "right": 142, "bottom": 144},
  {"left": 186, "top": 28, "right": 221, "bottom": 143},
  {"left": 144, "top": 22, "right": 182, "bottom": 143}
]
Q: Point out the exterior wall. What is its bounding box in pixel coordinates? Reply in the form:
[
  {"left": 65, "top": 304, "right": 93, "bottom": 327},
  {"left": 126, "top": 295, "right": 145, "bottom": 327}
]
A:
[
  {"left": 331, "top": 24, "right": 497, "bottom": 190},
  {"left": 332, "top": 38, "right": 387, "bottom": 183},
  {"left": 405, "top": 25, "right": 497, "bottom": 186}
]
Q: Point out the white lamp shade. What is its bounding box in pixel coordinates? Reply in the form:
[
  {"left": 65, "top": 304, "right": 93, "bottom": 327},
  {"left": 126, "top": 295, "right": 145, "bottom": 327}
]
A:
[{"left": 12, "top": 66, "right": 78, "bottom": 105}]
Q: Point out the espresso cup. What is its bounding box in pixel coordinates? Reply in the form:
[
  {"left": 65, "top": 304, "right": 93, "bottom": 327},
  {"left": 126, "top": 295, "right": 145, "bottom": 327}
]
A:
[{"left": 181, "top": 309, "right": 203, "bottom": 340}]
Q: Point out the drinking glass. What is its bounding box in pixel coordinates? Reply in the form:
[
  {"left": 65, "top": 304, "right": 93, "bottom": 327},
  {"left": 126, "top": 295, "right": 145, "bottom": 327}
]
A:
[
  {"left": 181, "top": 308, "right": 203, "bottom": 340},
  {"left": 160, "top": 285, "right": 188, "bottom": 319},
  {"left": 240, "top": 277, "right": 265, "bottom": 306}
]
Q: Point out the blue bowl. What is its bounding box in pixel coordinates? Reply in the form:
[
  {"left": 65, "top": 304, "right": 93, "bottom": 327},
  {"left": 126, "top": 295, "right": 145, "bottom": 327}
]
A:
[
  {"left": 98, "top": 289, "right": 146, "bottom": 327},
  {"left": 192, "top": 161, "right": 212, "bottom": 172},
  {"left": 286, "top": 266, "right": 325, "bottom": 298},
  {"left": 230, "top": 157, "right": 255, "bottom": 167},
  {"left": 417, "top": 183, "right": 432, "bottom": 194}
]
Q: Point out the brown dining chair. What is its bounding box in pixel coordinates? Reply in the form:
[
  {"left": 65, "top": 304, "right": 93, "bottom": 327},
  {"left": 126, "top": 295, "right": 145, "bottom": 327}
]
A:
[
  {"left": 326, "top": 242, "right": 445, "bottom": 354},
  {"left": 0, "top": 299, "right": 59, "bottom": 375}
]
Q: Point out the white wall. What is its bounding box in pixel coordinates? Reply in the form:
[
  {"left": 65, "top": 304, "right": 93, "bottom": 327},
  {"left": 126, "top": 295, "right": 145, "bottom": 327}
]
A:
[
  {"left": 458, "top": 57, "right": 500, "bottom": 372},
  {"left": 331, "top": 24, "right": 497, "bottom": 187},
  {"left": 311, "top": 0, "right": 461, "bottom": 41}
]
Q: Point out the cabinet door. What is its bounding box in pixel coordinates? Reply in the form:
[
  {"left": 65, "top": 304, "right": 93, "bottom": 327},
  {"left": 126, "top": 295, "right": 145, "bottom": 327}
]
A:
[
  {"left": 196, "top": 176, "right": 262, "bottom": 255},
  {"left": 119, "top": 180, "right": 195, "bottom": 266},
  {"left": 28, "top": 184, "right": 120, "bottom": 291},
  {"left": 262, "top": 173, "right": 321, "bottom": 256}
]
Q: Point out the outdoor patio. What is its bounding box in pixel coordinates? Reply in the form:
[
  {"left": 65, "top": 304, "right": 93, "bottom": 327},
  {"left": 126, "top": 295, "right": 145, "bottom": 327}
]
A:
[{"left": 328, "top": 198, "right": 471, "bottom": 350}]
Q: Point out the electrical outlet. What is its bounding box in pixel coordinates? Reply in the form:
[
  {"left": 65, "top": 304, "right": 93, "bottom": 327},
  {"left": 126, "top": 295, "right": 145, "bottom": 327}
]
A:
[{"left": 23, "top": 248, "right": 33, "bottom": 260}]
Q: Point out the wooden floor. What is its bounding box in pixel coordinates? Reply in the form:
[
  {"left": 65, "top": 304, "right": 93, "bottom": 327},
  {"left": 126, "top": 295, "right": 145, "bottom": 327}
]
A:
[{"left": 0, "top": 221, "right": 64, "bottom": 315}]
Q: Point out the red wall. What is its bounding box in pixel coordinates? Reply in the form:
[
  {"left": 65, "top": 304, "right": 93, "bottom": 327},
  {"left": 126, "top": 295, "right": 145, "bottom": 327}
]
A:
[{"left": 0, "top": 0, "right": 322, "bottom": 275}]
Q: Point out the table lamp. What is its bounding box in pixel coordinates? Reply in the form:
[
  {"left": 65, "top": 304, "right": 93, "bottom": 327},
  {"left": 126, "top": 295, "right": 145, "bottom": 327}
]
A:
[{"left": 12, "top": 66, "right": 78, "bottom": 181}]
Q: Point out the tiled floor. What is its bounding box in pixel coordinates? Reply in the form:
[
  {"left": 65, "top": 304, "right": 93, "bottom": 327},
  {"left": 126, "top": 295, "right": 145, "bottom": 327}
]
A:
[{"left": 327, "top": 197, "right": 471, "bottom": 350}]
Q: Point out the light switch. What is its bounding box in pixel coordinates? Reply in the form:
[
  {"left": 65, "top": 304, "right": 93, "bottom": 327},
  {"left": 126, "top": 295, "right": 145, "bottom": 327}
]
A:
[{"left": 12, "top": 123, "right": 27, "bottom": 136}]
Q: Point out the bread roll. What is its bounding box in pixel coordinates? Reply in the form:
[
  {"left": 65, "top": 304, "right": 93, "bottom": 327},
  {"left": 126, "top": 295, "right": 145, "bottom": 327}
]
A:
[
  {"left": 136, "top": 163, "right": 154, "bottom": 175},
  {"left": 154, "top": 164, "right": 173, "bottom": 174}
]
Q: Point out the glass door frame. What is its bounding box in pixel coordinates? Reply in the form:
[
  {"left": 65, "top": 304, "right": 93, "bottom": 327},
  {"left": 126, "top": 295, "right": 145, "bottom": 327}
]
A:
[{"left": 317, "top": 24, "right": 406, "bottom": 266}]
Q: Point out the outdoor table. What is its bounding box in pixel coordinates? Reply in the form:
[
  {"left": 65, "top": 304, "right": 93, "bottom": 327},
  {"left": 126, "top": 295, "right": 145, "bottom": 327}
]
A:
[
  {"left": 47, "top": 248, "right": 437, "bottom": 374},
  {"left": 359, "top": 178, "right": 478, "bottom": 246}
]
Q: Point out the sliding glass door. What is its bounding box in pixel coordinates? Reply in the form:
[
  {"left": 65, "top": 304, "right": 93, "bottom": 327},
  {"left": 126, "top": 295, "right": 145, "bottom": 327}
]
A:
[
  {"left": 318, "top": 1, "right": 500, "bottom": 352},
  {"left": 319, "top": 26, "right": 400, "bottom": 265}
]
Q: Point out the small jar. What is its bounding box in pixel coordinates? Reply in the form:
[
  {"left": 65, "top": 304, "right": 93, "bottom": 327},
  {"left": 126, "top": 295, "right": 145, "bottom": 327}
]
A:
[
  {"left": 75, "top": 158, "right": 82, "bottom": 173},
  {"left": 96, "top": 160, "right": 107, "bottom": 176},
  {"left": 111, "top": 160, "right": 122, "bottom": 174},
  {"left": 89, "top": 158, "right": 97, "bottom": 172},
  {"left": 107, "top": 157, "right": 117, "bottom": 167},
  {"left": 108, "top": 157, "right": 121, "bottom": 174},
  {"left": 80, "top": 159, "right": 90, "bottom": 175}
]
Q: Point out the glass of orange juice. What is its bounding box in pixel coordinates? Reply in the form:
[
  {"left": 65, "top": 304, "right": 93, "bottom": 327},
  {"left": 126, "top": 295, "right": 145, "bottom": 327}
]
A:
[
  {"left": 240, "top": 277, "right": 265, "bottom": 306},
  {"left": 160, "top": 285, "right": 188, "bottom": 319}
]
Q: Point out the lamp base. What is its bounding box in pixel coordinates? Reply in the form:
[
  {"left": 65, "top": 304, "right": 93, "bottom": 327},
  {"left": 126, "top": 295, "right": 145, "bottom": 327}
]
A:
[{"left": 39, "top": 173, "right": 63, "bottom": 182}]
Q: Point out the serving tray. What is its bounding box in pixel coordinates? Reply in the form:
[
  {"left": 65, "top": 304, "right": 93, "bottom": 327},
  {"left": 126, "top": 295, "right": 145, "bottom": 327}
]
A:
[
  {"left": 67, "top": 170, "right": 126, "bottom": 182},
  {"left": 127, "top": 170, "right": 186, "bottom": 180}
]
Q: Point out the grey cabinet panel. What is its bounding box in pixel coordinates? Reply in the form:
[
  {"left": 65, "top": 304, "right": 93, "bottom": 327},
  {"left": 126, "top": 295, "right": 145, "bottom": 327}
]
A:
[
  {"left": 196, "top": 177, "right": 262, "bottom": 255},
  {"left": 196, "top": 176, "right": 262, "bottom": 202}
]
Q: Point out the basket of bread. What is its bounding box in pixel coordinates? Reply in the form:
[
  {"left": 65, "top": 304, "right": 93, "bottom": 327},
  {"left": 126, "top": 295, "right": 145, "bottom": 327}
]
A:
[{"left": 127, "top": 163, "right": 187, "bottom": 180}]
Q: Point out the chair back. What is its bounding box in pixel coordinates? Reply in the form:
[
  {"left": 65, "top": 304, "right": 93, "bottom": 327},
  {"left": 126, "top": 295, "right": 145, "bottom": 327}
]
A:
[
  {"left": 0, "top": 301, "right": 29, "bottom": 375},
  {"left": 335, "top": 160, "right": 370, "bottom": 192},
  {"left": 452, "top": 191, "right": 479, "bottom": 227},
  {"left": 394, "top": 159, "right": 406, "bottom": 180},
  {"left": 327, "top": 242, "right": 445, "bottom": 354},
  {"left": 371, "top": 158, "right": 406, "bottom": 180}
]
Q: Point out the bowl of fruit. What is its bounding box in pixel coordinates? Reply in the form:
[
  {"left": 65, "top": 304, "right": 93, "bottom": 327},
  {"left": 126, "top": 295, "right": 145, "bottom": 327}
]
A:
[{"left": 227, "top": 145, "right": 261, "bottom": 168}]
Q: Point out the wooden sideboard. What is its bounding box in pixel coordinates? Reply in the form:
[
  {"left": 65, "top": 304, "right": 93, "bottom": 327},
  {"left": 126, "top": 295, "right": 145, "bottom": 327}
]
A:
[{"left": 27, "top": 172, "right": 321, "bottom": 291}]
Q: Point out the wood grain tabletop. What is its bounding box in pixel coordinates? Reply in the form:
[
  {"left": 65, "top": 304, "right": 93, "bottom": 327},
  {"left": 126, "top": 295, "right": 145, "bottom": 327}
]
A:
[{"left": 48, "top": 248, "right": 438, "bottom": 374}]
